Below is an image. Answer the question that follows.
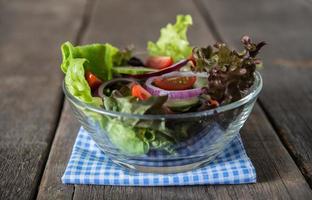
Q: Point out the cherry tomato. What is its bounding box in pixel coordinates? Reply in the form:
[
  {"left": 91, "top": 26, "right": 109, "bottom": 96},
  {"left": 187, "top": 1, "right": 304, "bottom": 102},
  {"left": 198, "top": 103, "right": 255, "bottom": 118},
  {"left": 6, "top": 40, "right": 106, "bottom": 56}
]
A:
[
  {"left": 153, "top": 76, "right": 196, "bottom": 90},
  {"left": 85, "top": 71, "right": 103, "bottom": 91},
  {"left": 209, "top": 99, "right": 219, "bottom": 108},
  {"left": 145, "top": 56, "right": 173, "bottom": 69},
  {"left": 131, "top": 84, "right": 152, "bottom": 100}
]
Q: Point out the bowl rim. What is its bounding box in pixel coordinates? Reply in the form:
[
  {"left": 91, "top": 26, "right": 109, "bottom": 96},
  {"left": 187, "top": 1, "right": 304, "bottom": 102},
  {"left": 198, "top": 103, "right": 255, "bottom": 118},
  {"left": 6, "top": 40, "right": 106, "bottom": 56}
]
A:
[{"left": 63, "top": 71, "right": 262, "bottom": 120}]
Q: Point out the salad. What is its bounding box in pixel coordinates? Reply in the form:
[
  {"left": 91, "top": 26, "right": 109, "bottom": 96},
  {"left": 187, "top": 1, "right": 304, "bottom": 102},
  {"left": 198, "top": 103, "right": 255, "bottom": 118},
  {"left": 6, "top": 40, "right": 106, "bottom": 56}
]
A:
[{"left": 61, "top": 15, "right": 265, "bottom": 155}]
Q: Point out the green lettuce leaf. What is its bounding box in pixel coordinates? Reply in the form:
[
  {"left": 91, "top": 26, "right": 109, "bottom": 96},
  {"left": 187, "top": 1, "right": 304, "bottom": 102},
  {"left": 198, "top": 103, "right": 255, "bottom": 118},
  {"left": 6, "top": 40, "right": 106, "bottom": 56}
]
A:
[
  {"left": 62, "top": 54, "right": 147, "bottom": 155},
  {"left": 151, "top": 133, "right": 176, "bottom": 154},
  {"left": 106, "top": 119, "right": 149, "bottom": 155},
  {"left": 147, "top": 15, "right": 193, "bottom": 62},
  {"left": 64, "top": 58, "right": 102, "bottom": 106},
  {"left": 64, "top": 58, "right": 107, "bottom": 134},
  {"left": 61, "top": 42, "right": 130, "bottom": 81},
  {"left": 104, "top": 90, "right": 167, "bottom": 126},
  {"left": 102, "top": 89, "right": 174, "bottom": 154}
]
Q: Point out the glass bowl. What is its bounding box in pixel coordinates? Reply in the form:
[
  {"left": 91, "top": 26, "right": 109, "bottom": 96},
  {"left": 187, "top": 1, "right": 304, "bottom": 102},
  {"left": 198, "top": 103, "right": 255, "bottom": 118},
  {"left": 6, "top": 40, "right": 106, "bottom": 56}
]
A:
[{"left": 63, "top": 71, "right": 262, "bottom": 173}]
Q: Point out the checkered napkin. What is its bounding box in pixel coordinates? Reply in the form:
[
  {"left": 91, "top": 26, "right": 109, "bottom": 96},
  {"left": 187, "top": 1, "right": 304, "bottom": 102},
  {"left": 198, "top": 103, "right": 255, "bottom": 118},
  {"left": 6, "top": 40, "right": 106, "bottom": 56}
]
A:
[{"left": 62, "top": 127, "right": 256, "bottom": 186}]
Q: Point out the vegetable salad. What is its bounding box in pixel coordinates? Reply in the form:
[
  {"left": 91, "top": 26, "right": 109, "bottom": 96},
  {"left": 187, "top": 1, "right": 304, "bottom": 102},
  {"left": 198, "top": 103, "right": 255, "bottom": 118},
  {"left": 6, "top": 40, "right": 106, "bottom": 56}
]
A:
[{"left": 61, "top": 15, "right": 265, "bottom": 155}]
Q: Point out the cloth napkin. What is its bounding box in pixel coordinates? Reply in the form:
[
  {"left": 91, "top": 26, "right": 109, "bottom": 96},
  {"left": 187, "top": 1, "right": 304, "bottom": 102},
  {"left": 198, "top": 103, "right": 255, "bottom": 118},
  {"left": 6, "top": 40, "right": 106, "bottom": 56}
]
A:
[{"left": 62, "top": 127, "right": 256, "bottom": 186}]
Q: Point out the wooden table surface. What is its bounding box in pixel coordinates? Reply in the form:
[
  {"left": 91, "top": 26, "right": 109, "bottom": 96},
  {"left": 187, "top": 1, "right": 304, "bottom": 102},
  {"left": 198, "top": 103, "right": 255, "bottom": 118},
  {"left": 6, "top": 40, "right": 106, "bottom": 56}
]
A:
[{"left": 1, "top": 0, "right": 312, "bottom": 199}]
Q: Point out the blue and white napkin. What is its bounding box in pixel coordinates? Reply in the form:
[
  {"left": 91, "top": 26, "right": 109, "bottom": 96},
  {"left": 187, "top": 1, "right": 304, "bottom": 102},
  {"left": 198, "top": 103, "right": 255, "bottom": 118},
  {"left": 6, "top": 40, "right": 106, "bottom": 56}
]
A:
[{"left": 62, "top": 127, "right": 256, "bottom": 186}]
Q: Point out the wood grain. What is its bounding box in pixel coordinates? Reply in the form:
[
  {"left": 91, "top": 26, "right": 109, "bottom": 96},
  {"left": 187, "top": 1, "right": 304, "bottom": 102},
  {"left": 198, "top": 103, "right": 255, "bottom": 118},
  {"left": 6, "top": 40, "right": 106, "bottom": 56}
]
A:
[
  {"left": 197, "top": 0, "right": 312, "bottom": 186},
  {"left": 0, "top": 0, "right": 86, "bottom": 199},
  {"left": 37, "top": 0, "right": 312, "bottom": 199},
  {"left": 36, "top": 102, "right": 80, "bottom": 200},
  {"left": 83, "top": 0, "right": 214, "bottom": 50}
]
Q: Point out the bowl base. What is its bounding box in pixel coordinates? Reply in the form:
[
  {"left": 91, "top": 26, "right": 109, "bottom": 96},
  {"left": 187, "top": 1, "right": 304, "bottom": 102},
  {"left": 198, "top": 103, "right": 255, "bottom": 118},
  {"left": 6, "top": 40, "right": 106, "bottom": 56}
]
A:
[{"left": 111, "top": 158, "right": 214, "bottom": 174}]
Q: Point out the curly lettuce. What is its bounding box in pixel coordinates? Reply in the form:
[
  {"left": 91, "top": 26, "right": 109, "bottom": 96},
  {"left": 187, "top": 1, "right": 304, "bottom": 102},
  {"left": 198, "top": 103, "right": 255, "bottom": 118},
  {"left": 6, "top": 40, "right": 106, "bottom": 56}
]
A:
[
  {"left": 105, "top": 119, "right": 149, "bottom": 155},
  {"left": 61, "top": 42, "right": 130, "bottom": 81},
  {"left": 61, "top": 42, "right": 133, "bottom": 106},
  {"left": 147, "top": 14, "right": 193, "bottom": 62},
  {"left": 64, "top": 58, "right": 102, "bottom": 107}
]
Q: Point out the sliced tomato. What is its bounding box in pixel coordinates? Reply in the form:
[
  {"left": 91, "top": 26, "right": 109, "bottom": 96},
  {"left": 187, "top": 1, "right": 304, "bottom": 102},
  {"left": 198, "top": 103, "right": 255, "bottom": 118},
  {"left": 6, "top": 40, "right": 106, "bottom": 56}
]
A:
[
  {"left": 145, "top": 56, "right": 173, "bottom": 69},
  {"left": 153, "top": 76, "right": 196, "bottom": 91},
  {"left": 131, "top": 84, "right": 152, "bottom": 100},
  {"left": 85, "top": 71, "right": 103, "bottom": 91}
]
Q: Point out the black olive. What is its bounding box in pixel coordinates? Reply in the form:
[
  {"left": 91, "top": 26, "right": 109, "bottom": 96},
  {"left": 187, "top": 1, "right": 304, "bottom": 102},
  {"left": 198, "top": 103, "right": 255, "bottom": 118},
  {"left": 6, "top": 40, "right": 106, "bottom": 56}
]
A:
[{"left": 127, "top": 57, "right": 145, "bottom": 66}]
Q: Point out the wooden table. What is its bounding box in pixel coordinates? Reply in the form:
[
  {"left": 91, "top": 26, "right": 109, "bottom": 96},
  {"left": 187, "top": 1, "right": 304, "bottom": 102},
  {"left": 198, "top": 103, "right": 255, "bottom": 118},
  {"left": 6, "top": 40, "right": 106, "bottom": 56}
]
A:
[{"left": 1, "top": 0, "right": 312, "bottom": 199}]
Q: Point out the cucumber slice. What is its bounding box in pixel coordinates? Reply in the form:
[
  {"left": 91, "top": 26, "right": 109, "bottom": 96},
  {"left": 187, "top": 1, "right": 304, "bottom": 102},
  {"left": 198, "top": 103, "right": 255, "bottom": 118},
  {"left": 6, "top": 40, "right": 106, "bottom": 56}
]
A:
[
  {"left": 194, "top": 77, "right": 208, "bottom": 88},
  {"left": 165, "top": 97, "right": 199, "bottom": 108},
  {"left": 113, "top": 66, "right": 158, "bottom": 75}
]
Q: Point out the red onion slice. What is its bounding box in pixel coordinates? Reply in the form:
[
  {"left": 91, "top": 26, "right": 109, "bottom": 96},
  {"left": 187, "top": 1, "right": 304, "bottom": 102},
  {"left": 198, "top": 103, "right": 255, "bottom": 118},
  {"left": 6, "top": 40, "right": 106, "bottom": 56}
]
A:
[
  {"left": 98, "top": 78, "right": 136, "bottom": 99},
  {"left": 145, "top": 73, "right": 203, "bottom": 100}
]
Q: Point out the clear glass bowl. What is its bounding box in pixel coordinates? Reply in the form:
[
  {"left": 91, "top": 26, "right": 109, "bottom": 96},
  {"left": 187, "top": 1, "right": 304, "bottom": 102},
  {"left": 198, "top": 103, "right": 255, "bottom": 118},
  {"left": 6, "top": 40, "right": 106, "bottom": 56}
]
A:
[{"left": 63, "top": 71, "right": 262, "bottom": 173}]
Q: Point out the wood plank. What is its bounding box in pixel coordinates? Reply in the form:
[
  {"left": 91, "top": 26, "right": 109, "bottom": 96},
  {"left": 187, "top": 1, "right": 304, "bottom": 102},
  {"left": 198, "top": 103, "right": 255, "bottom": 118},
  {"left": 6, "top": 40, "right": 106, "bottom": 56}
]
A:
[
  {"left": 82, "top": 0, "right": 214, "bottom": 50},
  {"left": 197, "top": 0, "right": 312, "bottom": 186},
  {"left": 36, "top": 102, "right": 80, "bottom": 200},
  {"left": 0, "top": 0, "right": 86, "bottom": 199}
]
